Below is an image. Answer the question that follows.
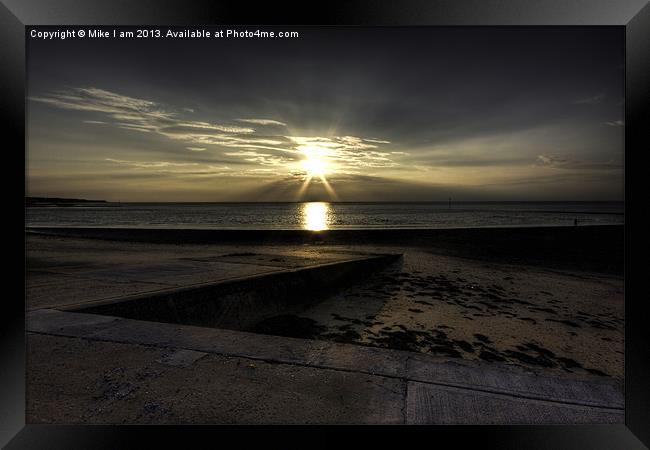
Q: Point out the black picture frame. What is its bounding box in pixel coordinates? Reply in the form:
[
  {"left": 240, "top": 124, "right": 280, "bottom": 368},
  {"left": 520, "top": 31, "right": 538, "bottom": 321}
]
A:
[{"left": 3, "top": 0, "right": 648, "bottom": 448}]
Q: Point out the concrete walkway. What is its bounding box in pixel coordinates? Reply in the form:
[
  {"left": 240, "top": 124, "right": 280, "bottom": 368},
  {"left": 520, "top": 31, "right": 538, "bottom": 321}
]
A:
[{"left": 27, "top": 308, "right": 623, "bottom": 424}]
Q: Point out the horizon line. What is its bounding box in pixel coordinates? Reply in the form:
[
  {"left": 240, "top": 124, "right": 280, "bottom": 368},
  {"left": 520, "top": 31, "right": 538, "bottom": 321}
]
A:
[{"left": 25, "top": 197, "right": 625, "bottom": 204}]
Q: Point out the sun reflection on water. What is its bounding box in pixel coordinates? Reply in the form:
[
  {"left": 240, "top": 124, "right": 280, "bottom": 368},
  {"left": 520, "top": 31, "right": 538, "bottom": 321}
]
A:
[{"left": 302, "top": 202, "right": 331, "bottom": 231}]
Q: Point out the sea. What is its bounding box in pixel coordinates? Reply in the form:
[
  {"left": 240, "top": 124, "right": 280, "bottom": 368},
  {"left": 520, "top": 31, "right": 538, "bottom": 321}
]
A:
[{"left": 25, "top": 201, "right": 624, "bottom": 231}]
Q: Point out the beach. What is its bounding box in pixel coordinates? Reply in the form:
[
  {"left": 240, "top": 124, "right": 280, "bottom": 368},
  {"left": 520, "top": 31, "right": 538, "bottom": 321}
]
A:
[
  {"left": 20, "top": 22, "right": 629, "bottom": 430},
  {"left": 25, "top": 225, "right": 624, "bottom": 423}
]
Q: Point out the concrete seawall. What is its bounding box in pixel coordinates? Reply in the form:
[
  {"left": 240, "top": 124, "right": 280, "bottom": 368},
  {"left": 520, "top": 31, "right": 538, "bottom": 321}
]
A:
[
  {"left": 27, "top": 225, "right": 624, "bottom": 274},
  {"left": 65, "top": 253, "right": 402, "bottom": 331}
]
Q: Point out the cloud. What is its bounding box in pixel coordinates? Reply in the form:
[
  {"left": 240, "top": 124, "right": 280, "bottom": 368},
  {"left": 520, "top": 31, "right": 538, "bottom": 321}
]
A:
[
  {"left": 32, "top": 87, "right": 398, "bottom": 175},
  {"left": 573, "top": 93, "right": 605, "bottom": 105},
  {"left": 223, "top": 151, "right": 294, "bottom": 166},
  {"left": 536, "top": 154, "right": 620, "bottom": 170},
  {"left": 287, "top": 136, "right": 397, "bottom": 173},
  {"left": 158, "top": 124, "right": 254, "bottom": 135},
  {"left": 31, "top": 87, "right": 166, "bottom": 118},
  {"left": 104, "top": 158, "right": 237, "bottom": 177},
  {"left": 605, "top": 120, "right": 624, "bottom": 126},
  {"left": 105, "top": 158, "right": 198, "bottom": 169},
  {"left": 171, "top": 125, "right": 254, "bottom": 135},
  {"left": 236, "top": 118, "right": 287, "bottom": 126},
  {"left": 31, "top": 87, "right": 256, "bottom": 143}
]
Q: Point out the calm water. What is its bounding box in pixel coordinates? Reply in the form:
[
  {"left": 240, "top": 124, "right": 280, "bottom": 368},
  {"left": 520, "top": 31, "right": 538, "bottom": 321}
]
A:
[{"left": 25, "top": 202, "right": 624, "bottom": 231}]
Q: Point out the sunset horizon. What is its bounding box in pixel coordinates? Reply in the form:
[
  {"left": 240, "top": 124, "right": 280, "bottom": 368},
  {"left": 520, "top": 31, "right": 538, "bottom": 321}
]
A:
[{"left": 27, "top": 27, "right": 623, "bottom": 203}]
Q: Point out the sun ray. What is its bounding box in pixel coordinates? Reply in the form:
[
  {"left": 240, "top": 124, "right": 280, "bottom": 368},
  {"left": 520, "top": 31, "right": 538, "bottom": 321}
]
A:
[
  {"left": 318, "top": 174, "right": 338, "bottom": 200},
  {"left": 296, "top": 174, "right": 313, "bottom": 200},
  {"left": 295, "top": 143, "right": 338, "bottom": 200}
]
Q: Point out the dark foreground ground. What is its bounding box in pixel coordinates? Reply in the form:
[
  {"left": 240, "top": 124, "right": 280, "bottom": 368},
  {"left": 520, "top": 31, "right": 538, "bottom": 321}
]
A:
[{"left": 25, "top": 225, "right": 624, "bottom": 423}]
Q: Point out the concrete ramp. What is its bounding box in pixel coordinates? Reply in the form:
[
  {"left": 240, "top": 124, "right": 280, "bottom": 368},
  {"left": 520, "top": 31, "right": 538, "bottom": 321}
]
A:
[{"left": 62, "top": 253, "right": 401, "bottom": 331}]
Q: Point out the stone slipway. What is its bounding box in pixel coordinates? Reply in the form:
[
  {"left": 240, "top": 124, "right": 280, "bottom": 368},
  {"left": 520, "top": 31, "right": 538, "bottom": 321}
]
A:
[
  {"left": 27, "top": 241, "right": 394, "bottom": 311},
  {"left": 27, "top": 308, "right": 623, "bottom": 424},
  {"left": 59, "top": 253, "right": 402, "bottom": 331}
]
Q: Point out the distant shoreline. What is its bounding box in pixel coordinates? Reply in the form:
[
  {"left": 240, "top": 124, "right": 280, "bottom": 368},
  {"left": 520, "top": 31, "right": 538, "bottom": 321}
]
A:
[
  {"left": 25, "top": 199, "right": 625, "bottom": 215},
  {"left": 25, "top": 198, "right": 624, "bottom": 205},
  {"left": 26, "top": 197, "right": 107, "bottom": 207}
]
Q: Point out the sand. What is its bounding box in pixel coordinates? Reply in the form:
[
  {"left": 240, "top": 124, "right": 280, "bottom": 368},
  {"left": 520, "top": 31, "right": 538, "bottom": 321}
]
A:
[{"left": 271, "top": 246, "right": 623, "bottom": 380}]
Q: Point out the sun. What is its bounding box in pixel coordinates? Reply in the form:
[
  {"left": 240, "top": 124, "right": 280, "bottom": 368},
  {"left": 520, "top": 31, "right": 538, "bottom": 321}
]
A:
[
  {"left": 300, "top": 145, "right": 330, "bottom": 177},
  {"left": 301, "top": 157, "right": 327, "bottom": 177},
  {"left": 296, "top": 144, "right": 338, "bottom": 200}
]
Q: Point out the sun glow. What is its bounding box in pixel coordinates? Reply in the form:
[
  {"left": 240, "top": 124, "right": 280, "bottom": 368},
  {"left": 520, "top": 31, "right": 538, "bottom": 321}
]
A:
[
  {"left": 300, "top": 145, "right": 330, "bottom": 177},
  {"left": 296, "top": 144, "right": 338, "bottom": 200},
  {"left": 301, "top": 157, "right": 327, "bottom": 177}
]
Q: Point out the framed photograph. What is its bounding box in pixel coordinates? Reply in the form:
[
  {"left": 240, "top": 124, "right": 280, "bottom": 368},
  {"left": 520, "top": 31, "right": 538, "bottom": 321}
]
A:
[{"left": 3, "top": 0, "right": 648, "bottom": 447}]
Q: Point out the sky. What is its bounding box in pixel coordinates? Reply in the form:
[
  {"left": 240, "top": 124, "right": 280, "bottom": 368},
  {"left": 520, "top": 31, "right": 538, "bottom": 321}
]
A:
[{"left": 26, "top": 27, "right": 624, "bottom": 202}]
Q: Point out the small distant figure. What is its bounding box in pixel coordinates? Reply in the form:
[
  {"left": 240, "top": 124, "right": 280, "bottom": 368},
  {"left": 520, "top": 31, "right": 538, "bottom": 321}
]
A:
[
  {"left": 448, "top": 197, "right": 452, "bottom": 209},
  {"left": 574, "top": 218, "right": 578, "bottom": 226}
]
